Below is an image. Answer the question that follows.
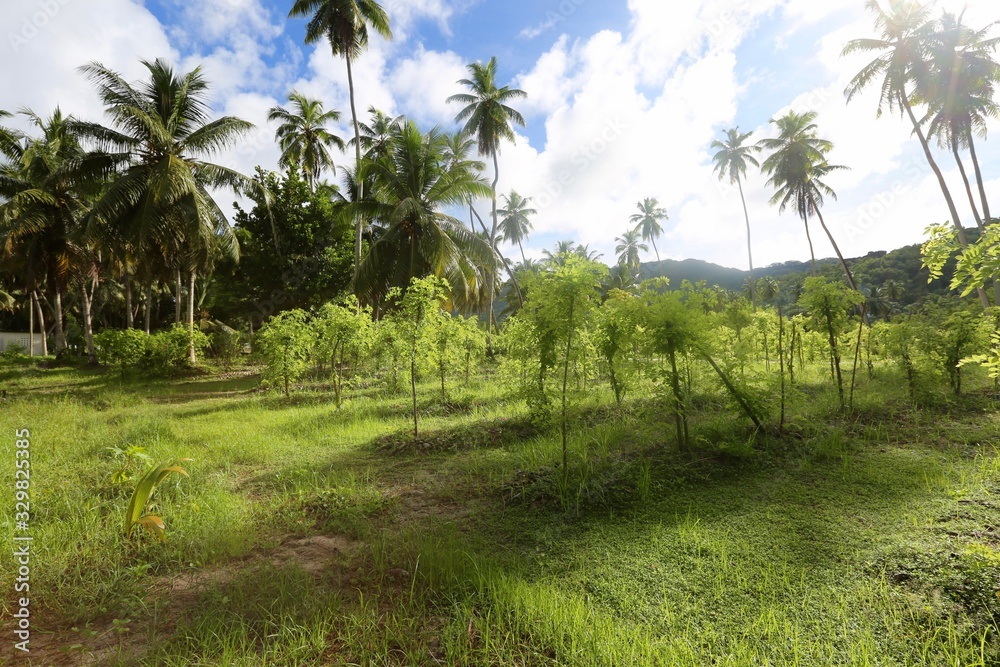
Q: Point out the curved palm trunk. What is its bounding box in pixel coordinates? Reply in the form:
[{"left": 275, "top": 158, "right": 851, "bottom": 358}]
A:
[
  {"left": 125, "top": 273, "right": 134, "bottom": 329},
  {"left": 813, "top": 207, "right": 857, "bottom": 291},
  {"left": 518, "top": 239, "right": 527, "bottom": 265},
  {"left": 901, "top": 92, "right": 990, "bottom": 309},
  {"left": 969, "top": 135, "right": 992, "bottom": 223},
  {"left": 651, "top": 237, "right": 661, "bottom": 263},
  {"left": 174, "top": 268, "right": 182, "bottom": 324},
  {"left": 28, "top": 292, "right": 34, "bottom": 358},
  {"left": 738, "top": 178, "right": 755, "bottom": 306},
  {"left": 472, "top": 204, "right": 524, "bottom": 308},
  {"left": 346, "top": 52, "right": 364, "bottom": 268},
  {"left": 802, "top": 216, "right": 817, "bottom": 275},
  {"left": 952, "top": 138, "right": 983, "bottom": 228},
  {"left": 188, "top": 270, "right": 197, "bottom": 365}
]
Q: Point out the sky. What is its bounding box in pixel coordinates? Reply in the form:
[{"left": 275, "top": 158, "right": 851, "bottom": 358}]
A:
[{"left": 2, "top": 0, "right": 999, "bottom": 271}]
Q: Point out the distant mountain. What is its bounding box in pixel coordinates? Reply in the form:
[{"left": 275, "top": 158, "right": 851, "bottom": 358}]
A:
[{"left": 639, "top": 244, "right": 959, "bottom": 308}]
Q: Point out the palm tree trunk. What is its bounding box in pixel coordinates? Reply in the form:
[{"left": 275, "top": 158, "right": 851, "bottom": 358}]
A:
[
  {"left": 969, "top": 134, "right": 992, "bottom": 223},
  {"left": 952, "top": 138, "right": 983, "bottom": 228},
  {"left": 802, "top": 216, "right": 817, "bottom": 275},
  {"left": 813, "top": 207, "right": 857, "bottom": 291},
  {"left": 188, "top": 270, "right": 197, "bottom": 365},
  {"left": 175, "top": 268, "right": 182, "bottom": 324},
  {"left": 32, "top": 291, "right": 47, "bottom": 356},
  {"left": 81, "top": 280, "right": 97, "bottom": 365},
  {"left": 473, "top": 204, "right": 524, "bottom": 308},
  {"left": 486, "top": 151, "right": 500, "bottom": 355},
  {"left": 144, "top": 279, "right": 152, "bottom": 334},
  {"left": 346, "top": 52, "right": 364, "bottom": 268},
  {"left": 738, "top": 178, "right": 754, "bottom": 306},
  {"left": 52, "top": 287, "right": 67, "bottom": 353},
  {"left": 28, "top": 292, "right": 34, "bottom": 357},
  {"left": 901, "top": 93, "right": 990, "bottom": 309},
  {"left": 651, "top": 237, "right": 661, "bottom": 263},
  {"left": 518, "top": 239, "right": 527, "bottom": 265},
  {"left": 125, "top": 273, "right": 134, "bottom": 329}
]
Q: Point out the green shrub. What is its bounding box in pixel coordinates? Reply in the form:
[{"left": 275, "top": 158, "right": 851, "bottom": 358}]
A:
[{"left": 95, "top": 329, "right": 148, "bottom": 378}]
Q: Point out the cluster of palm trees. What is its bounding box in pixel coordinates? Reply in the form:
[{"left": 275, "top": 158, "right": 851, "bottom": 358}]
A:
[
  {"left": 0, "top": 60, "right": 254, "bottom": 362},
  {"left": 713, "top": 1, "right": 1000, "bottom": 310}
]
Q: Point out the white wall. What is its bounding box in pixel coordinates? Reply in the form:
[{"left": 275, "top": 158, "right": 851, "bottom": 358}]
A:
[{"left": 0, "top": 332, "right": 45, "bottom": 356}]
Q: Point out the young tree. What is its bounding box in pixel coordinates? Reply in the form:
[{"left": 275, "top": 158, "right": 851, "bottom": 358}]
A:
[
  {"left": 798, "top": 277, "right": 863, "bottom": 410},
  {"left": 255, "top": 309, "right": 316, "bottom": 397},
  {"left": 388, "top": 276, "right": 449, "bottom": 439},
  {"left": 313, "top": 295, "right": 373, "bottom": 407},
  {"left": 594, "top": 289, "right": 642, "bottom": 406}
]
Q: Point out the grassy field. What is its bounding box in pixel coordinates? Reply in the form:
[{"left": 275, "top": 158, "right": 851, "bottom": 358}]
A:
[{"left": 2, "top": 357, "right": 1000, "bottom": 665}]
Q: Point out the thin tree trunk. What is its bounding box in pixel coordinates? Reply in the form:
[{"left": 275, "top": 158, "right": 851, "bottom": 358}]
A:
[
  {"left": 346, "top": 52, "right": 364, "bottom": 269},
  {"left": 969, "top": 134, "right": 992, "bottom": 223},
  {"left": 125, "top": 273, "right": 134, "bottom": 329},
  {"left": 651, "top": 237, "right": 660, "bottom": 263},
  {"left": 802, "top": 217, "right": 817, "bottom": 275},
  {"left": 175, "top": 268, "right": 182, "bottom": 325},
  {"left": 28, "top": 292, "right": 34, "bottom": 357},
  {"left": 738, "top": 178, "right": 755, "bottom": 306},
  {"left": 52, "top": 287, "right": 67, "bottom": 353},
  {"left": 144, "top": 279, "right": 152, "bottom": 335},
  {"left": 824, "top": 306, "right": 845, "bottom": 410},
  {"left": 699, "top": 350, "right": 763, "bottom": 429},
  {"left": 668, "top": 347, "right": 688, "bottom": 452},
  {"left": 788, "top": 320, "right": 795, "bottom": 386},
  {"left": 953, "top": 139, "right": 983, "bottom": 228},
  {"left": 188, "top": 270, "right": 197, "bottom": 365},
  {"left": 849, "top": 307, "right": 866, "bottom": 411},
  {"left": 485, "top": 151, "right": 501, "bottom": 355},
  {"left": 411, "top": 349, "right": 419, "bottom": 439},
  {"left": 813, "top": 207, "right": 857, "bottom": 291},
  {"left": 901, "top": 92, "right": 990, "bottom": 309},
  {"left": 778, "top": 305, "right": 785, "bottom": 430},
  {"left": 518, "top": 239, "right": 527, "bottom": 266},
  {"left": 81, "top": 279, "right": 97, "bottom": 365},
  {"left": 473, "top": 205, "right": 524, "bottom": 308},
  {"left": 561, "top": 299, "right": 576, "bottom": 484},
  {"left": 32, "top": 291, "right": 47, "bottom": 356}
]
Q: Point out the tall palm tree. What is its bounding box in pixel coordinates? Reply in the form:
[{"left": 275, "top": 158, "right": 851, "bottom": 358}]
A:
[
  {"left": 922, "top": 11, "right": 1000, "bottom": 227},
  {"left": 615, "top": 227, "right": 648, "bottom": 274},
  {"left": 574, "top": 243, "right": 603, "bottom": 262},
  {"left": 268, "top": 91, "right": 345, "bottom": 191},
  {"left": 629, "top": 197, "right": 668, "bottom": 262},
  {"left": 760, "top": 111, "right": 857, "bottom": 291},
  {"left": 76, "top": 59, "right": 251, "bottom": 364},
  {"left": 712, "top": 128, "right": 761, "bottom": 305},
  {"left": 352, "top": 121, "right": 495, "bottom": 310},
  {"left": 441, "top": 129, "right": 485, "bottom": 230},
  {"left": 843, "top": 0, "right": 989, "bottom": 308},
  {"left": 448, "top": 56, "right": 526, "bottom": 352},
  {"left": 543, "top": 240, "right": 576, "bottom": 266},
  {"left": 288, "top": 0, "right": 392, "bottom": 268},
  {"left": 498, "top": 190, "right": 535, "bottom": 264}
]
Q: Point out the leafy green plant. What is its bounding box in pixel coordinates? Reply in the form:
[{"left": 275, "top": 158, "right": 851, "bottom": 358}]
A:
[
  {"left": 95, "top": 329, "right": 149, "bottom": 378},
  {"left": 105, "top": 444, "right": 152, "bottom": 486},
  {"left": 211, "top": 329, "right": 244, "bottom": 371},
  {"left": 124, "top": 458, "right": 191, "bottom": 541},
  {"left": 313, "top": 296, "right": 374, "bottom": 407},
  {"left": 255, "top": 309, "right": 316, "bottom": 397}
]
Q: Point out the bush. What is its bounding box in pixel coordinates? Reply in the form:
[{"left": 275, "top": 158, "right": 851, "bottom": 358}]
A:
[
  {"left": 211, "top": 329, "right": 244, "bottom": 370},
  {"left": 95, "top": 329, "right": 148, "bottom": 377},
  {"left": 143, "top": 326, "right": 209, "bottom": 373}
]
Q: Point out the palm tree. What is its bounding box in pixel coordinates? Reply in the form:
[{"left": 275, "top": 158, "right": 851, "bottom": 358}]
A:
[
  {"left": 352, "top": 121, "right": 495, "bottom": 310},
  {"left": 760, "top": 111, "right": 857, "bottom": 291},
  {"left": 712, "top": 128, "right": 761, "bottom": 305},
  {"left": 352, "top": 106, "right": 404, "bottom": 162},
  {"left": 498, "top": 190, "right": 535, "bottom": 263},
  {"left": 543, "top": 240, "right": 576, "bottom": 266},
  {"left": 843, "top": 0, "right": 989, "bottom": 308},
  {"left": 76, "top": 59, "right": 251, "bottom": 364},
  {"left": 0, "top": 109, "right": 98, "bottom": 357},
  {"left": 441, "top": 129, "right": 485, "bottom": 230},
  {"left": 922, "top": 11, "right": 1000, "bottom": 227},
  {"left": 288, "top": 0, "right": 392, "bottom": 267},
  {"left": 268, "top": 91, "right": 345, "bottom": 191},
  {"left": 574, "top": 243, "right": 603, "bottom": 262},
  {"left": 615, "top": 228, "right": 648, "bottom": 273},
  {"left": 448, "top": 56, "right": 526, "bottom": 352},
  {"left": 629, "top": 197, "right": 668, "bottom": 262}
]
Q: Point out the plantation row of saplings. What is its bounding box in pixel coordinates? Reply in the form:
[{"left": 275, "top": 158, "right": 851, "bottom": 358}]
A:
[{"left": 95, "top": 256, "right": 1000, "bottom": 470}]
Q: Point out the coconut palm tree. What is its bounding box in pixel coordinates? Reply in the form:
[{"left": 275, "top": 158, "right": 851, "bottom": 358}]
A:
[
  {"left": 843, "top": 0, "right": 989, "bottom": 308},
  {"left": 352, "top": 106, "right": 404, "bottom": 162},
  {"left": 543, "top": 240, "right": 576, "bottom": 266},
  {"left": 75, "top": 59, "right": 251, "bottom": 364},
  {"left": 268, "top": 91, "right": 345, "bottom": 191},
  {"left": 922, "top": 11, "right": 1000, "bottom": 227},
  {"left": 760, "top": 111, "right": 857, "bottom": 291},
  {"left": 288, "top": 0, "right": 392, "bottom": 267},
  {"left": 498, "top": 190, "right": 536, "bottom": 264},
  {"left": 712, "top": 128, "right": 761, "bottom": 305},
  {"left": 629, "top": 197, "right": 668, "bottom": 262},
  {"left": 615, "top": 228, "right": 648, "bottom": 274},
  {"left": 574, "top": 243, "right": 603, "bottom": 262},
  {"left": 352, "top": 121, "right": 495, "bottom": 310},
  {"left": 448, "top": 56, "right": 526, "bottom": 351}
]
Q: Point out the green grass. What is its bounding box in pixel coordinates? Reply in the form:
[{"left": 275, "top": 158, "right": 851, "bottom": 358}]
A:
[{"left": 1, "top": 355, "right": 1000, "bottom": 665}]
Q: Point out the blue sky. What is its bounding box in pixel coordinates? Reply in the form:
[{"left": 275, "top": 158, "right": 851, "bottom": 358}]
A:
[{"left": 3, "top": 0, "right": 999, "bottom": 271}]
